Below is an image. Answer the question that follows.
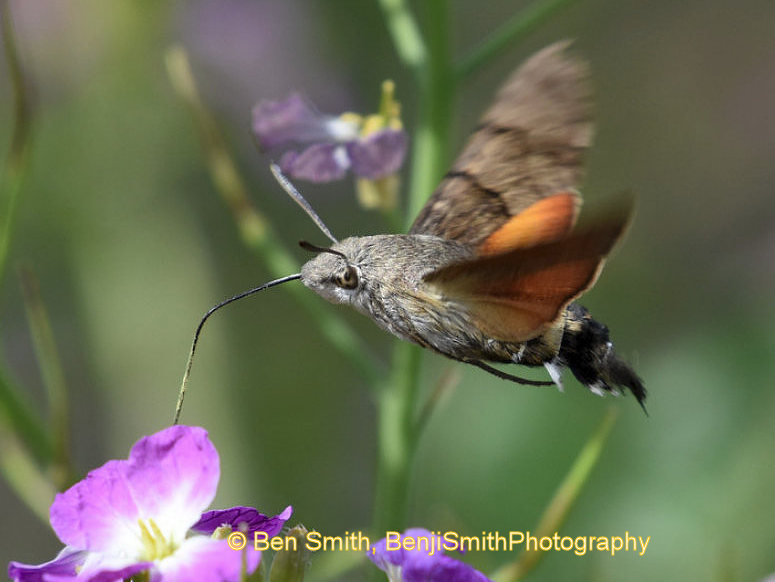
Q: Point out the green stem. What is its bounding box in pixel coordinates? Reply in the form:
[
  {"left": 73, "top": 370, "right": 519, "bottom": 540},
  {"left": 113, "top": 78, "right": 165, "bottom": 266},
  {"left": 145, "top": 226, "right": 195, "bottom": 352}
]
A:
[
  {"left": 491, "top": 408, "right": 619, "bottom": 582},
  {"left": 0, "top": 0, "right": 53, "bottom": 506},
  {"left": 0, "top": 0, "right": 33, "bottom": 287},
  {"left": 0, "top": 412, "right": 56, "bottom": 524},
  {"left": 376, "top": 0, "right": 427, "bottom": 78},
  {"left": 19, "top": 266, "right": 73, "bottom": 489},
  {"left": 0, "top": 368, "right": 51, "bottom": 463},
  {"left": 415, "top": 366, "right": 460, "bottom": 438},
  {"left": 371, "top": 0, "right": 453, "bottom": 547},
  {"left": 406, "top": 0, "right": 452, "bottom": 223},
  {"left": 455, "top": 0, "right": 580, "bottom": 82},
  {"left": 371, "top": 342, "right": 422, "bottom": 534}
]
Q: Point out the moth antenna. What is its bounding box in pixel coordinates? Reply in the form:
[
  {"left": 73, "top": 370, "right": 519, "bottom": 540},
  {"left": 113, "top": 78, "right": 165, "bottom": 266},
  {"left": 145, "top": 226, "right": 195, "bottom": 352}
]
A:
[
  {"left": 270, "top": 162, "right": 338, "bottom": 244},
  {"left": 299, "top": 240, "right": 348, "bottom": 261},
  {"left": 174, "top": 273, "right": 302, "bottom": 424}
]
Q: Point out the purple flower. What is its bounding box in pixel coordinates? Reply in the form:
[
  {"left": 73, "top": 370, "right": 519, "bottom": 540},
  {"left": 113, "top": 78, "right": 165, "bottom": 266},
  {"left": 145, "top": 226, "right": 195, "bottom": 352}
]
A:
[
  {"left": 252, "top": 91, "right": 408, "bottom": 183},
  {"left": 8, "top": 426, "right": 292, "bottom": 582},
  {"left": 369, "top": 529, "right": 493, "bottom": 582}
]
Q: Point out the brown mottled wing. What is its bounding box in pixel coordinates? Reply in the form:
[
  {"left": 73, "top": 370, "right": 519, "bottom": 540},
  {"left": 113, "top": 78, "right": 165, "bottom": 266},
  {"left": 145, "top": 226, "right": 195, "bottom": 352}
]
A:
[
  {"left": 409, "top": 41, "right": 592, "bottom": 248},
  {"left": 423, "top": 206, "right": 630, "bottom": 342}
]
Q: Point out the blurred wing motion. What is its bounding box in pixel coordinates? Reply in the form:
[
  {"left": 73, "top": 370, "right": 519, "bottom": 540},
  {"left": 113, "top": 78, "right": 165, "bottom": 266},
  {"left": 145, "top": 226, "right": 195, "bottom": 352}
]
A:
[
  {"left": 413, "top": 41, "right": 645, "bottom": 406},
  {"left": 424, "top": 202, "right": 631, "bottom": 342},
  {"left": 413, "top": 40, "right": 605, "bottom": 342},
  {"left": 410, "top": 41, "right": 592, "bottom": 247}
]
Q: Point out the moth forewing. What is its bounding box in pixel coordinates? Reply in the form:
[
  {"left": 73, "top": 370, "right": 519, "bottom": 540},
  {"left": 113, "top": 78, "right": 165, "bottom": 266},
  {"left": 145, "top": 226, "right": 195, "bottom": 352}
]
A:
[
  {"left": 423, "top": 204, "right": 632, "bottom": 344},
  {"left": 410, "top": 41, "right": 593, "bottom": 247}
]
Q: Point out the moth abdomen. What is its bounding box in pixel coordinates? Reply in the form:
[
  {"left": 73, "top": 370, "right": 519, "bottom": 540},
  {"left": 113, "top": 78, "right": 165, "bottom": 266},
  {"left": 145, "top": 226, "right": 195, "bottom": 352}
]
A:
[{"left": 559, "top": 303, "right": 646, "bottom": 410}]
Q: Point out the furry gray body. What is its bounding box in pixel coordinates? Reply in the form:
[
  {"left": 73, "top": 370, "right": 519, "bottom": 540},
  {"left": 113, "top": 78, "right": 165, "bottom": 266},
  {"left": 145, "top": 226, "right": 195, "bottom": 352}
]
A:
[
  {"left": 300, "top": 234, "right": 558, "bottom": 366},
  {"left": 300, "top": 233, "right": 646, "bottom": 408}
]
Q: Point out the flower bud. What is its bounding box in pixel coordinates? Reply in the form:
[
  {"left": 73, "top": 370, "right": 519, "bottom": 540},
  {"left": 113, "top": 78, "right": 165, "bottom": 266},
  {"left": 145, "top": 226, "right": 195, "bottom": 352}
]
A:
[{"left": 269, "top": 525, "right": 311, "bottom": 582}]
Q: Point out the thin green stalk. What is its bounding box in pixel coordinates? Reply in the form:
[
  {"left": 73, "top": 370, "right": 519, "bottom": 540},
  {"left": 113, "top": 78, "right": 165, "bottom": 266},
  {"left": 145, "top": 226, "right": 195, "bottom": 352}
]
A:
[
  {"left": 19, "top": 266, "right": 73, "bottom": 489},
  {"left": 0, "top": 411, "right": 56, "bottom": 523},
  {"left": 371, "top": 342, "right": 422, "bottom": 535},
  {"left": 0, "top": 368, "right": 51, "bottom": 463},
  {"left": 405, "top": 0, "right": 453, "bottom": 223},
  {"left": 376, "top": 0, "right": 427, "bottom": 78},
  {"left": 491, "top": 408, "right": 619, "bottom": 582},
  {"left": 0, "top": 0, "right": 33, "bottom": 286},
  {"left": 455, "top": 0, "right": 581, "bottom": 82},
  {"left": 0, "top": 0, "right": 51, "bottom": 486},
  {"left": 415, "top": 366, "right": 460, "bottom": 438},
  {"left": 377, "top": 0, "right": 452, "bottom": 220},
  {"left": 302, "top": 542, "right": 364, "bottom": 582},
  {"left": 165, "top": 47, "right": 381, "bottom": 389},
  {"left": 371, "top": 0, "right": 453, "bottom": 548}
]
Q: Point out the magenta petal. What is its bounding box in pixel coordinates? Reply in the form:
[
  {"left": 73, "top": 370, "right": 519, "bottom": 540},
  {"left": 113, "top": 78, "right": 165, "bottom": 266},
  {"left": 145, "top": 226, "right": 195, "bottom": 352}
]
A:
[
  {"left": 252, "top": 94, "right": 336, "bottom": 149},
  {"left": 155, "top": 537, "right": 260, "bottom": 582},
  {"left": 48, "top": 459, "right": 140, "bottom": 554},
  {"left": 122, "top": 426, "right": 219, "bottom": 532},
  {"left": 369, "top": 529, "right": 492, "bottom": 582},
  {"left": 8, "top": 547, "right": 87, "bottom": 582},
  {"left": 74, "top": 558, "right": 153, "bottom": 582},
  {"left": 192, "top": 505, "right": 292, "bottom": 537},
  {"left": 282, "top": 143, "right": 350, "bottom": 182},
  {"left": 347, "top": 129, "right": 407, "bottom": 179},
  {"left": 9, "top": 549, "right": 152, "bottom": 582},
  {"left": 370, "top": 528, "right": 436, "bottom": 570},
  {"left": 51, "top": 426, "right": 219, "bottom": 553}
]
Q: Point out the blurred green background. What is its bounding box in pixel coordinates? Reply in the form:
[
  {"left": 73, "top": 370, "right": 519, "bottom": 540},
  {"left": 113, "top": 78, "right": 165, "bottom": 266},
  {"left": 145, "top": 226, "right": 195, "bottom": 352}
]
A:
[{"left": 2, "top": 0, "right": 774, "bottom": 580}]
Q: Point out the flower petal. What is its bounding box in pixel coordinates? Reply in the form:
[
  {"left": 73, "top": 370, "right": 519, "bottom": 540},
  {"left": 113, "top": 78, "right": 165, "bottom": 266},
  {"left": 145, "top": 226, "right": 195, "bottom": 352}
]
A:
[
  {"left": 369, "top": 529, "right": 492, "bottom": 582},
  {"left": 48, "top": 459, "right": 142, "bottom": 556},
  {"left": 253, "top": 94, "right": 351, "bottom": 149},
  {"left": 402, "top": 554, "right": 491, "bottom": 582},
  {"left": 71, "top": 553, "right": 153, "bottom": 582},
  {"left": 192, "top": 505, "right": 292, "bottom": 537},
  {"left": 370, "top": 528, "right": 435, "bottom": 570},
  {"left": 8, "top": 546, "right": 87, "bottom": 582},
  {"left": 10, "top": 550, "right": 151, "bottom": 582},
  {"left": 153, "top": 536, "right": 260, "bottom": 582},
  {"left": 50, "top": 426, "right": 219, "bottom": 553},
  {"left": 347, "top": 129, "right": 407, "bottom": 179},
  {"left": 281, "top": 143, "right": 350, "bottom": 182}
]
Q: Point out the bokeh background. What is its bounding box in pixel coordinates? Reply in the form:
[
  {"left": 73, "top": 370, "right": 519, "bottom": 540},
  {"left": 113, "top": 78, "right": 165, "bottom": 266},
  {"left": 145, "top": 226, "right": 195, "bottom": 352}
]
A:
[{"left": 2, "top": 0, "right": 774, "bottom": 580}]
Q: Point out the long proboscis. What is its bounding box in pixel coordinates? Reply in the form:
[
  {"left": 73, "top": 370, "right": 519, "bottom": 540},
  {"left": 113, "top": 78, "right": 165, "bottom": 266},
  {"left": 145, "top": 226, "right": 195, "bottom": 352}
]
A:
[{"left": 173, "top": 273, "right": 302, "bottom": 424}]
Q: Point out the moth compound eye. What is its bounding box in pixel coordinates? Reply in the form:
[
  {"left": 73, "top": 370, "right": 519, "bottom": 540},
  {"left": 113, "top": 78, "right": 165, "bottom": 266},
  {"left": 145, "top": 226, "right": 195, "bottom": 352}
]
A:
[{"left": 335, "top": 265, "right": 358, "bottom": 289}]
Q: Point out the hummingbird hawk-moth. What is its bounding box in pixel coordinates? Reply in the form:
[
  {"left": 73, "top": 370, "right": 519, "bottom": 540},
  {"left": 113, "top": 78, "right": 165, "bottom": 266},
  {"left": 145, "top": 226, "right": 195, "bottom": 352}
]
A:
[{"left": 175, "top": 41, "right": 645, "bottom": 423}]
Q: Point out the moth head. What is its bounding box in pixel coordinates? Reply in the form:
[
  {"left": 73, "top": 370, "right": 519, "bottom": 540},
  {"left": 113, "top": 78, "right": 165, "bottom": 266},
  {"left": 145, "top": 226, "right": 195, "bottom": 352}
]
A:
[{"left": 299, "top": 240, "right": 363, "bottom": 304}]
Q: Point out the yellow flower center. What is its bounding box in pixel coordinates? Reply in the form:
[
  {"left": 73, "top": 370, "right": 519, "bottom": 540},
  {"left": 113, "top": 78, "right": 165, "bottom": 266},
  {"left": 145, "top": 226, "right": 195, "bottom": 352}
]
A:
[
  {"left": 138, "top": 518, "right": 177, "bottom": 561},
  {"left": 337, "top": 79, "right": 403, "bottom": 140}
]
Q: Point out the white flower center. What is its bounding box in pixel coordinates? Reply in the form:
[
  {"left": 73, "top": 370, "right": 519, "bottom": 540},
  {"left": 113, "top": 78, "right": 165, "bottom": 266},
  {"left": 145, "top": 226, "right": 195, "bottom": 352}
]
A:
[
  {"left": 383, "top": 562, "right": 404, "bottom": 582},
  {"left": 325, "top": 117, "right": 360, "bottom": 141},
  {"left": 332, "top": 145, "right": 350, "bottom": 169}
]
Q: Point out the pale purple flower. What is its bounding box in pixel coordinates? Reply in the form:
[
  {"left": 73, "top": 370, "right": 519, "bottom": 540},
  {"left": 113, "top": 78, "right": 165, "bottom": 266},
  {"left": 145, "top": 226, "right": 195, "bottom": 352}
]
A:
[
  {"left": 8, "top": 426, "right": 292, "bottom": 582},
  {"left": 369, "top": 528, "right": 493, "bottom": 582},
  {"left": 252, "top": 93, "right": 407, "bottom": 182}
]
